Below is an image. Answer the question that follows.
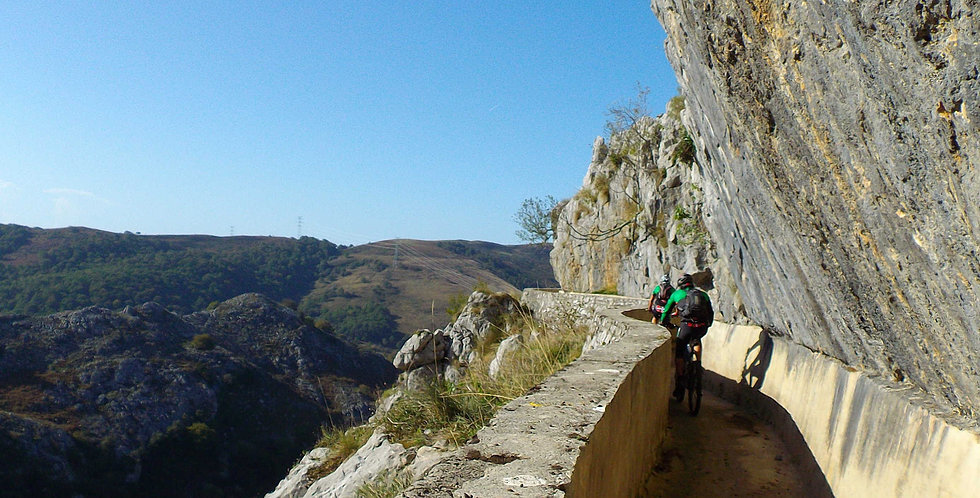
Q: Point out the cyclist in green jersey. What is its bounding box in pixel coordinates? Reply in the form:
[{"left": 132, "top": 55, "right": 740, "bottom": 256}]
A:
[{"left": 659, "top": 273, "right": 713, "bottom": 400}]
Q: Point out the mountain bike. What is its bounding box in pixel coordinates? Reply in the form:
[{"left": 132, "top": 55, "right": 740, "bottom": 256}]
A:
[{"left": 683, "top": 339, "right": 703, "bottom": 416}]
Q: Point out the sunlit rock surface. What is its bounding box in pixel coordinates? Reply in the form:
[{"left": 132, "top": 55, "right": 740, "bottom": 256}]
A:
[{"left": 649, "top": 0, "right": 979, "bottom": 418}]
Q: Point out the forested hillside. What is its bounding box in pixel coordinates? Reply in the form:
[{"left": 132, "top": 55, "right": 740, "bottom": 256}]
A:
[
  {"left": 0, "top": 224, "right": 337, "bottom": 315},
  {"left": 0, "top": 224, "right": 556, "bottom": 352}
]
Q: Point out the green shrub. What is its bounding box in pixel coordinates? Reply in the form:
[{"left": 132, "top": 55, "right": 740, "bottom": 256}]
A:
[
  {"left": 667, "top": 95, "right": 686, "bottom": 119},
  {"left": 188, "top": 334, "right": 216, "bottom": 351},
  {"left": 608, "top": 151, "right": 625, "bottom": 169},
  {"left": 446, "top": 293, "right": 468, "bottom": 320},
  {"left": 306, "top": 425, "right": 373, "bottom": 482},
  {"left": 671, "top": 127, "right": 696, "bottom": 165},
  {"left": 186, "top": 422, "right": 215, "bottom": 445},
  {"left": 623, "top": 201, "right": 641, "bottom": 225},
  {"left": 594, "top": 174, "right": 610, "bottom": 204},
  {"left": 677, "top": 219, "right": 710, "bottom": 246},
  {"left": 575, "top": 187, "right": 597, "bottom": 206}
]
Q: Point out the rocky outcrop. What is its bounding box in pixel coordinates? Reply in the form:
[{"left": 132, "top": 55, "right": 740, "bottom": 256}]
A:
[
  {"left": 551, "top": 108, "right": 745, "bottom": 322},
  {"left": 392, "top": 291, "right": 523, "bottom": 386},
  {"left": 269, "top": 291, "right": 527, "bottom": 497},
  {"left": 647, "top": 0, "right": 979, "bottom": 418},
  {"left": 392, "top": 329, "right": 448, "bottom": 371},
  {"left": 301, "top": 431, "right": 410, "bottom": 498},
  {"left": 488, "top": 335, "right": 522, "bottom": 379},
  {"left": 0, "top": 294, "right": 397, "bottom": 496}
]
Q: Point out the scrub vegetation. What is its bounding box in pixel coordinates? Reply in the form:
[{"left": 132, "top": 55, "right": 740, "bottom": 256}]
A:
[{"left": 306, "top": 307, "right": 588, "bottom": 485}]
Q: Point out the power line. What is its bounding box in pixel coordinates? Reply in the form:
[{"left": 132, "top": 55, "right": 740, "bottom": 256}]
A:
[{"left": 372, "top": 240, "right": 479, "bottom": 289}]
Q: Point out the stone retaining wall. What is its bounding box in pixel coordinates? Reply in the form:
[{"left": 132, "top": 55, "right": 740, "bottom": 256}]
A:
[
  {"left": 399, "top": 290, "right": 671, "bottom": 496},
  {"left": 520, "top": 289, "right": 651, "bottom": 352},
  {"left": 703, "top": 323, "right": 980, "bottom": 498}
]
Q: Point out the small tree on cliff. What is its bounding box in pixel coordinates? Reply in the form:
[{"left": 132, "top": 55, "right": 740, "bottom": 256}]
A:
[
  {"left": 514, "top": 195, "right": 559, "bottom": 244},
  {"left": 557, "top": 86, "right": 657, "bottom": 244},
  {"left": 605, "top": 84, "right": 652, "bottom": 145}
]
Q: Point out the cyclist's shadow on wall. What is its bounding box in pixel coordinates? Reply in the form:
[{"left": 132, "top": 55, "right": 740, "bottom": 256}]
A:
[{"left": 740, "top": 328, "right": 773, "bottom": 389}]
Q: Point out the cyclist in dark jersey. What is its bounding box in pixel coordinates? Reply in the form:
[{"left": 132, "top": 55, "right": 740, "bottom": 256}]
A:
[
  {"left": 647, "top": 274, "right": 674, "bottom": 323},
  {"left": 659, "top": 273, "right": 713, "bottom": 400}
]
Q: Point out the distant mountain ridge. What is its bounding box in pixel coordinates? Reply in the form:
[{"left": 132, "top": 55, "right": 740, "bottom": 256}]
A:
[
  {"left": 0, "top": 224, "right": 339, "bottom": 316},
  {"left": 302, "top": 239, "right": 556, "bottom": 350},
  {"left": 0, "top": 224, "right": 557, "bottom": 351}
]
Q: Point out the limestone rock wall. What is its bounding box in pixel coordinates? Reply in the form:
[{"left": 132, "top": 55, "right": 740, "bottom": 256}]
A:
[
  {"left": 650, "top": 0, "right": 980, "bottom": 417},
  {"left": 550, "top": 111, "right": 747, "bottom": 322}
]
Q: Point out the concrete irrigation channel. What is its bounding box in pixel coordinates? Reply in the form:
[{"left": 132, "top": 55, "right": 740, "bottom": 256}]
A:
[
  {"left": 401, "top": 290, "right": 980, "bottom": 496},
  {"left": 617, "top": 309, "right": 834, "bottom": 497},
  {"left": 640, "top": 390, "right": 833, "bottom": 497}
]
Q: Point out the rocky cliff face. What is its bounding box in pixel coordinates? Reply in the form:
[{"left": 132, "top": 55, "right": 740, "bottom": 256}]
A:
[
  {"left": 0, "top": 294, "right": 396, "bottom": 497},
  {"left": 550, "top": 109, "right": 745, "bottom": 322},
  {"left": 642, "top": 1, "right": 978, "bottom": 419},
  {"left": 555, "top": 1, "right": 979, "bottom": 420}
]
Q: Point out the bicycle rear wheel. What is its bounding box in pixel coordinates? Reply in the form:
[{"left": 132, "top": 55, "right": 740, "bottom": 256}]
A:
[{"left": 687, "top": 361, "right": 702, "bottom": 415}]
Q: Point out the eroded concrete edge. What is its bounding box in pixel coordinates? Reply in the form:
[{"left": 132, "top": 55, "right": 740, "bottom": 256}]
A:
[
  {"left": 704, "top": 323, "right": 980, "bottom": 498},
  {"left": 398, "top": 290, "right": 670, "bottom": 497}
]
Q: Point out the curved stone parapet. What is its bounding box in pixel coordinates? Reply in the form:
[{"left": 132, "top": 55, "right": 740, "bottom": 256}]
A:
[
  {"left": 520, "top": 289, "right": 651, "bottom": 351},
  {"left": 399, "top": 290, "right": 672, "bottom": 497}
]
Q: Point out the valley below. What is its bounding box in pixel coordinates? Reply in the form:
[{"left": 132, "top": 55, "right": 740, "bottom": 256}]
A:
[{"left": 0, "top": 226, "right": 554, "bottom": 497}]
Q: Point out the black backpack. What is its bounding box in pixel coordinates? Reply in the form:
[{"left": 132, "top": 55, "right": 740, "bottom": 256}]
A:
[
  {"left": 677, "top": 289, "right": 713, "bottom": 325},
  {"left": 656, "top": 284, "right": 674, "bottom": 304}
]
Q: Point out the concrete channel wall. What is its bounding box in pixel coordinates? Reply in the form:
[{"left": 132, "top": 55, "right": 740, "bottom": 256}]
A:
[
  {"left": 702, "top": 323, "right": 980, "bottom": 498},
  {"left": 522, "top": 291, "right": 980, "bottom": 497},
  {"left": 400, "top": 290, "right": 672, "bottom": 497}
]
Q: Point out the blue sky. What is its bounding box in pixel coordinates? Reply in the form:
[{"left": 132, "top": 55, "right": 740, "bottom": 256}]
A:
[{"left": 0, "top": 1, "right": 677, "bottom": 246}]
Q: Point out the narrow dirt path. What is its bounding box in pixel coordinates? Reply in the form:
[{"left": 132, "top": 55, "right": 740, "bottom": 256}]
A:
[{"left": 640, "top": 390, "right": 830, "bottom": 497}]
